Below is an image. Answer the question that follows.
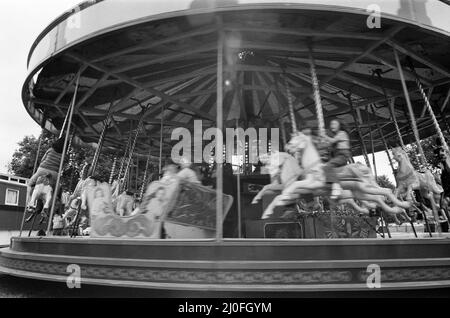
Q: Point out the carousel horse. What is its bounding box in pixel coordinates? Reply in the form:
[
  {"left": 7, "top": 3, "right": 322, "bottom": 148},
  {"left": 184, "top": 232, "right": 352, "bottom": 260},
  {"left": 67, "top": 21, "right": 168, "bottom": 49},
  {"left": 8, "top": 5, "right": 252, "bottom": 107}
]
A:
[
  {"left": 258, "top": 133, "right": 411, "bottom": 219},
  {"left": 392, "top": 147, "right": 445, "bottom": 224},
  {"left": 435, "top": 146, "right": 450, "bottom": 202},
  {"left": 253, "top": 151, "right": 371, "bottom": 217},
  {"left": 25, "top": 175, "right": 53, "bottom": 223}
]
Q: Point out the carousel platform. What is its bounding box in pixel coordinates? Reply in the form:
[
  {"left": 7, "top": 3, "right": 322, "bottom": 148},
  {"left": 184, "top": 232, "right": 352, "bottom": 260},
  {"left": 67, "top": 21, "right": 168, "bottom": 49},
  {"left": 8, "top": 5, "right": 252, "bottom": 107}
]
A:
[{"left": 1, "top": 237, "right": 450, "bottom": 291}]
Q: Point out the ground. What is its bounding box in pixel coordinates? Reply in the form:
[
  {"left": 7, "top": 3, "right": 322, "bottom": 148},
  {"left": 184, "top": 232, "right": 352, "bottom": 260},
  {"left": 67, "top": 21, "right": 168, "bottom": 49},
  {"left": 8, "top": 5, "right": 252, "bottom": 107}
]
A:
[{"left": 1, "top": 274, "right": 450, "bottom": 298}]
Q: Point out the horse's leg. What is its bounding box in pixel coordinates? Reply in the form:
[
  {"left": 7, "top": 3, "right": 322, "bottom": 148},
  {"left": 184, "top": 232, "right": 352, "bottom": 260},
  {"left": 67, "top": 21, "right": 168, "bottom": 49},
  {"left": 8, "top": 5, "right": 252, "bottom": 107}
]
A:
[
  {"left": 252, "top": 183, "right": 284, "bottom": 204},
  {"left": 423, "top": 191, "right": 442, "bottom": 232},
  {"left": 261, "top": 194, "right": 284, "bottom": 219},
  {"left": 354, "top": 192, "right": 407, "bottom": 217},
  {"left": 43, "top": 187, "right": 53, "bottom": 211},
  {"left": 349, "top": 182, "right": 411, "bottom": 209},
  {"left": 339, "top": 198, "right": 370, "bottom": 215},
  {"left": 261, "top": 181, "right": 319, "bottom": 219},
  {"left": 81, "top": 189, "right": 88, "bottom": 210},
  {"left": 283, "top": 176, "right": 324, "bottom": 196},
  {"left": 27, "top": 186, "right": 39, "bottom": 209}
]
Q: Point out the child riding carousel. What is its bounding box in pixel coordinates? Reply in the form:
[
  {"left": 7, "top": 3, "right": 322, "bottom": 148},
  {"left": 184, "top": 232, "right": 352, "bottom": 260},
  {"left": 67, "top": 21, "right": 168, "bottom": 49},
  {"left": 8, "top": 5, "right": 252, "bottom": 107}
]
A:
[{"left": 321, "top": 119, "right": 352, "bottom": 200}]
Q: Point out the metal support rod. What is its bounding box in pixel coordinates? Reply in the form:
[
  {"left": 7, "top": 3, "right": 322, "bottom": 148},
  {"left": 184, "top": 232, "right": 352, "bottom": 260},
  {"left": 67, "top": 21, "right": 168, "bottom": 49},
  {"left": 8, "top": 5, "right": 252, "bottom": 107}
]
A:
[
  {"left": 59, "top": 105, "right": 71, "bottom": 139},
  {"left": 374, "top": 70, "right": 406, "bottom": 150},
  {"left": 140, "top": 147, "right": 151, "bottom": 201},
  {"left": 441, "top": 87, "right": 450, "bottom": 112},
  {"left": 308, "top": 43, "right": 325, "bottom": 137},
  {"left": 394, "top": 49, "right": 427, "bottom": 167},
  {"left": 123, "top": 115, "right": 147, "bottom": 187},
  {"left": 408, "top": 61, "right": 450, "bottom": 155},
  {"left": 371, "top": 104, "right": 395, "bottom": 173},
  {"left": 216, "top": 17, "right": 224, "bottom": 242},
  {"left": 279, "top": 119, "right": 287, "bottom": 149},
  {"left": 135, "top": 157, "right": 139, "bottom": 192},
  {"left": 367, "top": 105, "right": 377, "bottom": 179},
  {"left": 91, "top": 106, "right": 113, "bottom": 175},
  {"left": 347, "top": 93, "right": 371, "bottom": 168},
  {"left": 32, "top": 130, "right": 44, "bottom": 175},
  {"left": 46, "top": 72, "right": 81, "bottom": 234},
  {"left": 381, "top": 211, "right": 391, "bottom": 238},
  {"left": 280, "top": 68, "right": 297, "bottom": 133},
  {"left": 159, "top": 104, "right": 164, "bottom": 178},
  {"left": 109, "top": 157, "right": 117, "bottom": 185},
  {"left": 117, "top": 130, "right": 132, "bottom": 181},
  {"left": 388, "top": 98, "right": 406, "bottom": 149},
  {"left": 236, "top": 119, "right": 242, "bottom": 239}
]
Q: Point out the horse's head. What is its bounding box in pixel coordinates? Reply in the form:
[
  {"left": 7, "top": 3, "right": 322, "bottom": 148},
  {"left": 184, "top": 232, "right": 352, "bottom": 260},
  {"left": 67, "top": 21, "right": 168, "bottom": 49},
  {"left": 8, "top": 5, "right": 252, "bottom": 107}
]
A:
[
  {"left": 259, "top": 152, "right": 288, "bottom": 179},
  {"left": 392, "top": 147, "right": 407, "bottom": 163},
  {"left": 285, "top": 132, "right": 310, "bottom": 155}
]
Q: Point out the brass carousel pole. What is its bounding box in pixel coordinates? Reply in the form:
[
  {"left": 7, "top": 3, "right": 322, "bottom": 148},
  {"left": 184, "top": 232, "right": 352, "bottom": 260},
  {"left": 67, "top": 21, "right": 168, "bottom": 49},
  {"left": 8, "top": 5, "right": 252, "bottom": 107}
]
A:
[
  {"left": 279, "top": 119, "right": 287, "bottom": 148},
  {"left": 347, "top": 93, "right": 371, "bottom": 168},
  {"left": 394, "top": 49, "right": 427, "bottom": 167},
  {"left": 159, "top": 104, "right": 164, "bottom": 178},
  {"left": 216, "top": 17, "right": 224, "bottom": 242},
  {"left": 371, "top": 104, "right": 395, "bottom": 173},
  {"left": 374, "top": 70, "right": 406, "bottom": 150},
  {"left": 109, "top": 157, "right": 117, "bottom": 185},
  {"left": 394, "top": 48, "right": 440, "bottom": 234},
  {"left": 236, "top": 119, "right": 242, "bottom": 239},
  {"left": 367, "top": 105, "right": 378, "bottom": 179},
  {"left": 407, "top": 58, "right": 450, "bottom": 155},
  {"left": 139, "top": 144, "right": 152, "bottom": 202},
  {"left": 91, "top": 104, "right": 113, "bottom": 175},
  {"left": 308, "top": 42, "right": 325, "bottom": 137},
  {"left": 46, "top": 71, "right": 81, "bottom": 235}
]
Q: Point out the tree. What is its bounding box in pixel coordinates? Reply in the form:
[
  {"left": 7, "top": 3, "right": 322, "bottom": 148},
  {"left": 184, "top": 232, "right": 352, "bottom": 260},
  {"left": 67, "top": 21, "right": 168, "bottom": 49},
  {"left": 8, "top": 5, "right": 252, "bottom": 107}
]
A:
[
  {"left": 404, "top": 135, "right": 444, "bottom": 174},
  {"left": 8, "top": 130, "right": 55, "bottom": 178}
]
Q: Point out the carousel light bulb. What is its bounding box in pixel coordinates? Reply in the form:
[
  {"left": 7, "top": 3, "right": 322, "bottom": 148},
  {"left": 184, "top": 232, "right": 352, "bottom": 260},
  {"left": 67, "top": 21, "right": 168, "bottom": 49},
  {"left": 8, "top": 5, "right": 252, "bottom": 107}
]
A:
[{"left": 225, "top": 79, "right": 232, "bottom": 87}]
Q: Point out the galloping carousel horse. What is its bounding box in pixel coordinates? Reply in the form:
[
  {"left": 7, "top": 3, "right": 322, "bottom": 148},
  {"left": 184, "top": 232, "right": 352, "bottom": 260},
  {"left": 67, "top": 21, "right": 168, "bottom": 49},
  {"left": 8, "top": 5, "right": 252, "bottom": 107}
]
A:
[
  {"left": 256, "top": 133, "right": 411, "bottom": 219},
  {"left": 392, "top": 147, "right": 446, "bottom": 224},
  {"left": 252, "top": 151, "right": 371, "bottom": 217}
]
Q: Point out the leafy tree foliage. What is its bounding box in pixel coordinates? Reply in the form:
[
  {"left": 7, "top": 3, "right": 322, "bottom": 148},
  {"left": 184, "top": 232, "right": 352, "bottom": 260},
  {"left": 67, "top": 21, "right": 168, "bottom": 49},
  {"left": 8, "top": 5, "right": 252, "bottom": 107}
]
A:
[{"left": 376, "top": 175, "right": 395, "bottom": 190}]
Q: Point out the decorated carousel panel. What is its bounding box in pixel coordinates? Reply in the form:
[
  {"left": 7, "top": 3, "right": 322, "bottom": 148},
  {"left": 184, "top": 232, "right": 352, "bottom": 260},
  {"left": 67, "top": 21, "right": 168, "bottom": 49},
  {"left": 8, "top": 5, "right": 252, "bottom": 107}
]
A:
[{"left": 90, "top": 178, "right": 233, "bottom": 239}]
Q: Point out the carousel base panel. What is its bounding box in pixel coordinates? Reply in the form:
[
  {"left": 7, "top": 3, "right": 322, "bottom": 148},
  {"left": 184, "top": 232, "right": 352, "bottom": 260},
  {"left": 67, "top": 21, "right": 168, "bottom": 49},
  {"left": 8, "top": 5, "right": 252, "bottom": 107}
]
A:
[{"left": 1, "top": 237, "right": 450, "bottom": 291}]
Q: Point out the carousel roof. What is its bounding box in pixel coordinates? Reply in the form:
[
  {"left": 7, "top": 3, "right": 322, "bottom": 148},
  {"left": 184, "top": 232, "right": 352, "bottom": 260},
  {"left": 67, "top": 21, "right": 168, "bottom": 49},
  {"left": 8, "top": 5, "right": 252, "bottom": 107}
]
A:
[{"left": 22, "top": 0, "right": 450, "bottom": 157}]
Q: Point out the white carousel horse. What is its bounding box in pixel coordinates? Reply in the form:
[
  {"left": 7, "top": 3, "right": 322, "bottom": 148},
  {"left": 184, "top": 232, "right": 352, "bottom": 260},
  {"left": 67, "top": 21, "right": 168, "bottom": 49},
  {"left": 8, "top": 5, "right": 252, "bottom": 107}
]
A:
[
  {"left": 258, "top": 133, "right": 411, "bottom": 219},
  {"left": 253, "top": 151, "right": 371, "bottom": 217},
  {"left": 392, "top": 147, "right": 446, "bottom": 224}
]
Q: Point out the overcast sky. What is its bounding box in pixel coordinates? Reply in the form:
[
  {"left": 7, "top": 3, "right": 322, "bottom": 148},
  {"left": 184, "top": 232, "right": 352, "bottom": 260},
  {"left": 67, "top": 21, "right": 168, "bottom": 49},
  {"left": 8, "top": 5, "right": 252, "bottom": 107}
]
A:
[
  {"left": 0, "top": 0, "right": 82, "bottom": 174},
  {"left": 0, "top": 0, "right": 396, "bottom": 184}
]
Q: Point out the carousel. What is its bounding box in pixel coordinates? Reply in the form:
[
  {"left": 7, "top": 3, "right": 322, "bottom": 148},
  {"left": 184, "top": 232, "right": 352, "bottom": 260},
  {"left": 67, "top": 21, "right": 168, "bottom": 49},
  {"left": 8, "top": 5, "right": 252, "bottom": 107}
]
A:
[{"left": 1, "top": 0, "right": 450, "bottom": 291}]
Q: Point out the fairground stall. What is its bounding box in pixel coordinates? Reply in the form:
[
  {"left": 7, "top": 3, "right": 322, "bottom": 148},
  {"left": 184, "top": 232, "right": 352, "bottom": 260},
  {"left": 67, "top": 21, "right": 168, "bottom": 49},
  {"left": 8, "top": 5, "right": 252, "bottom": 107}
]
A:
[{"left": 1, "top": 0, "right": 450, "bottom": 291}]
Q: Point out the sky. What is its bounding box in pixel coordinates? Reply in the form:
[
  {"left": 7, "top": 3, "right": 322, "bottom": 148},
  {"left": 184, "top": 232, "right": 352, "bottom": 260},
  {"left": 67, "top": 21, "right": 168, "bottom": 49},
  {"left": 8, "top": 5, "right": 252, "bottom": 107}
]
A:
[
  {"left": 0, "top": 0, "right": 82, "bottom": 174},
  {"left": 0, "top": 0, "right": 396, "bottom": 184}
]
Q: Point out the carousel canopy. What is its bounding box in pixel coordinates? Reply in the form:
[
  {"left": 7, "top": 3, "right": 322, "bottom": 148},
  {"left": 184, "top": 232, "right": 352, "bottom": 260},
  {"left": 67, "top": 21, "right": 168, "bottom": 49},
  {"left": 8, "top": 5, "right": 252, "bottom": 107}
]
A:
[{"left": 23, "top": 0, "right": 450, "bottom": 157}]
